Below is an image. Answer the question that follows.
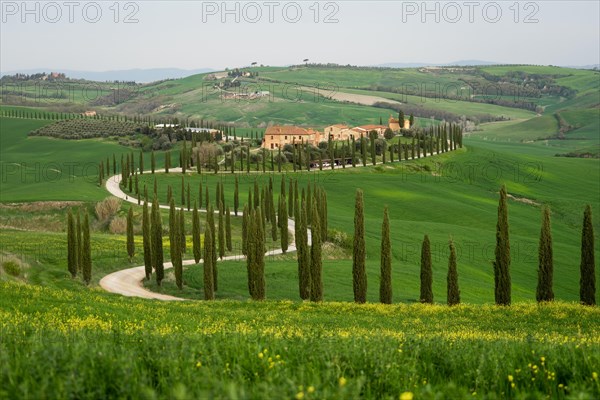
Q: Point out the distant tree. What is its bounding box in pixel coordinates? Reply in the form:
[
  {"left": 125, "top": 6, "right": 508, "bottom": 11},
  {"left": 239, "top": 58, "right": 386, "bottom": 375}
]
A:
[
  {"left": 494, "top": 185, "right": 511, "bottom": 306},
  {"left": 409, "top": 113, "right": 414, "bottom": 127},
  {"left": 447, "top": 238, "right": 460, "bottom": 306},
  {"left": 242, "top": 204, "right": 249, "bottom": 256},
  {"left": 139, "top": 151, "right": 144, "bottom": 174},
  {"left": 379, "top": 206, "right": 392, "bottom": 304},
  {"left": 398, "top": 110, "right": 405, "bottom": 129},
  {"left": 536, "top": 206, "right": 554, "bottom": 302},
  {"left": 310, "top": 200, "right": 323, "bottom": 302},
  {"left": 420, "top": 235, "right": 433, "bottom": 303},
  {"left": 207, "top": 206, "right": 217, "bottom": 290},
  {"left": 192, "top": 202, "right": 202, "bottom": 263},
  {"left": 353, "top": 189, "right": 367, "bottom": 303},
  {"left": 81, "top": 213, "right": 92, "bottom": 285},
  {"left": 142, "top": 200, "right": 152, "bottom": 280},
  {"left": 297, "top": 200, "right": 310, "bottom": 300},
  {"left": 126, "top": 206, "right": 135, "bottom": 262},
  {"left": 67, "top": 209, "right": 77, "bottom": 278},
  {"left": 580, "top": 205, "right": 596, "bottom": 305}
]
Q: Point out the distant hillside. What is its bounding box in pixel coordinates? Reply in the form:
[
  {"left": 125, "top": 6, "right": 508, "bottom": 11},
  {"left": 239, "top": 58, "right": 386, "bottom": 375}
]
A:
[{"left": 0, "top": 68, "right": 214, "bottom": 83}]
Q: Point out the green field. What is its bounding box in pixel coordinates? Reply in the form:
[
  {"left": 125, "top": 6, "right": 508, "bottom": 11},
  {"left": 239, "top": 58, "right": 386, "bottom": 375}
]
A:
[{"left": 1, "top": 64, "right": 599, "bottom": 399}]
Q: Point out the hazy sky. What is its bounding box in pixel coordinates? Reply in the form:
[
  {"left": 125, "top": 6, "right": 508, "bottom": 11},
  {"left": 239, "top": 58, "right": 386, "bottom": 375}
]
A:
[{"left": 1, "top": 0, "right": 599, "bottom": 71}]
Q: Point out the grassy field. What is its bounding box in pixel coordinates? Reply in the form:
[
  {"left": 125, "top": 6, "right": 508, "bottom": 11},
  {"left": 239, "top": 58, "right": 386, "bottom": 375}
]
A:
[{"left": 1, "top": 281, "right": 599, "bottom": 399}]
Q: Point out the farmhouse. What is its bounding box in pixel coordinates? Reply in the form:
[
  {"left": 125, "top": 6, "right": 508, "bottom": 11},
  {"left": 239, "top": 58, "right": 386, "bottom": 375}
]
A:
[
  {"left": 353, "top": 124, "right": 388, "bottom": 137},
  {"left": 388, "top": 116, "right": 410, "bottom": 131},
  {"left": 262, "top": 126, "right": 323, "bottom": 149},
  {"left": 82, "top": 110, "right": 97, "bottom": 117}
]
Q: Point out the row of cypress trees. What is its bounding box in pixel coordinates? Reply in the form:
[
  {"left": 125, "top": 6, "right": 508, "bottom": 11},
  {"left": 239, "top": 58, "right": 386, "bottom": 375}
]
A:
[
  {"left": 66, "top": 208, "right": 92, "bottom": 284},
  {"left": 351, "top": 186, "right": 596, "bottom": 306}
]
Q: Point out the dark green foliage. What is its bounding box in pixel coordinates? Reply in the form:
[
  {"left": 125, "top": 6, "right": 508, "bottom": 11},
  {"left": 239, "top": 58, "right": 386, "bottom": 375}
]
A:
[
  {"left": 151, "top": 196, "right": 164, "bottom": 286},
  {"left": 247, "top": 208, "right": 266, "bottom": 300},
  {"left": 67, "top": 209, "right": 77, "bottom": 278},
  {"left": 126, "top": 206, "right": 135, "bottom": 262},
  {"left": 242, "top": 204, "right": 249, "bottom": 257},
  {"left": 171, "top": 210, "right": 183, "bottom": 290},
  {"left": 310, "top": 200, "right": 323, "bottom": 302},
  {"left": 447, "top": 238, "right": 460, "bottom": 306},
  {"left": 218, "top": 207, "right": 225, "bottom": 260},
  {"left": 142, "top": 201, "right": 152, "bottom": 280},
  {"left": 580, "top": 205, "right": 596, "bottom": 305},
  {"left": 207, "top": 207, "right": 217, "bottom": 291},
  {"left": 234, "top": 176, "right": 239, "bottom": 216},
  {"left": 203, "top": 222, "right": 215, "bottom": 300},
  {"left": 420, "top": 235, "right": 433, "bottom": 304},
  {"left": 279, "top": 196, "right": 288, "bottom": 254},
  {"left": 81, "top": 213, "right": 92, "bottom": 285},
  {"left": 76, "top": 211, "right": 82, "bottom": 273},
  {"left": 494, "top": 185, "right": 511, "bottom": 306},
  {"left": 379, "top": 207, "right": 392, "bottom": 304},
  {"left": 179, "top": 207, "right": 186, "bottom": 253},
  {"left": 297, "top": 200, "right": 310, "bottom": 300},
  {"left": 352, "top": 189, "right": 367, "bottom": 303},
  {"left": 192, "top": 202, "right": 202, "bottom": 264},
  {"left": 226, "top": 206, "right": 232, "bottom": 252},
  {"left": 536, "top": 206, "right": 554, "bottom": 302}
]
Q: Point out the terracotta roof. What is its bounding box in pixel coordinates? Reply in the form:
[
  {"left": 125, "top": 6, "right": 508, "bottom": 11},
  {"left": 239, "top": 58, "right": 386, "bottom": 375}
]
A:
[{"left": 265, "top": 126, "right": 313, "bottom": 136}]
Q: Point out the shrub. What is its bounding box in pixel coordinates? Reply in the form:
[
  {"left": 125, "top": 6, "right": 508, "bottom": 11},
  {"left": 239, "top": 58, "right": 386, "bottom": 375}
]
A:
[
  {"left": 109, "top": 217, "right": 127, "bottom": 234},
  {"left": 95, "top": 197, "right": 121, "bottom": 225},
  {"left": 2, "top": 260, "right": 21, "bottom": 277}
]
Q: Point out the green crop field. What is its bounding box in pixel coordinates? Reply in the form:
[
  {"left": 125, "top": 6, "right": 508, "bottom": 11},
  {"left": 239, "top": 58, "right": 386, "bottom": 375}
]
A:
[{"left": 1, "top": 64, "right": 599, "bottom": 399}]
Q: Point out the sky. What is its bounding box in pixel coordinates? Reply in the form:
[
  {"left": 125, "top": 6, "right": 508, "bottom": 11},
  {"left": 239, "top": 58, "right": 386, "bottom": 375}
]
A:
[{"left": 1, "top": 0, "right": 599, "bottom": 72}]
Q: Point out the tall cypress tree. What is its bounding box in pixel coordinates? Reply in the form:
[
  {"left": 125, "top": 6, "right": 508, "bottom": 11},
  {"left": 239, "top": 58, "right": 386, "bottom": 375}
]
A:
[
  {"left": 179, "top": 207, "right": 186, "bottom": 253},
  {"left": 151, "top": 151, "right": 156, "bottom": 174},
  {"left": 139, "top": 151, "right": 144, "bottom": 174},
  {"left": 203, "top": 223, "right": 215, "bottom": 300},
  {"left": 242, "top": 204, "right": 249, "bottom": 256},
  {"left": 353, "top": 189, "right": 367, "bottom": 303},
  {"left": 536, "top": 206, "right": 554, "bottom": 302},
  {"left": 126, "top": 206, "right": 135, "bottom": 262},
  {"left": 580, "top": 205, "right": 596, "bottom": 306},
  {"left": 234, "top": 176, "right": 239, "bottom": 216},
  {"left": 171, "top": 209, "right": 183, "bottom": 289},
  {"left": 67, "top": 209, "right": 77, "bottom": 278},
  {"left": 76, "top": 211, "right": 82, "bottom": 273},
  {"left": 493, "top": 185, "right": 511, "bottom": 306},
  {"left": 447, "top": 238, "right": 460, "bottom": 306},
  {"left": 379, "top": 206, "right": 392, "bottom": 304},
  {"left": 253, "top": 207, "right": 266, "bottom": 300},
  {"left": 192, "top": 202, "right": 202, "bottom": 263},
  {"left": 82, "top": 213, "right": 92, "bottom": 285},
  {"left": 280, "top": 195, "right": 288, "bottom": 254},
  {"left": 420, "top": 235, "right": 433, "bottom": 303},
  {"left": 226, "top": 205, "right": 232, "bottom": 252},
  {"left": 142, "top": 200, "right": 152, "bottom": 279},
  {"left": 297, "top": 200, "right": 310, "bottom": 300},
  {"left": 151, "top": 196, "right": 164, "bottom": 286},
  {"left": 310, "top": 200, "right": 323, "bottom": 302},
  {"left": 218, "top": 206, "right": 225, "bottom": 259},
  {"left": 208, "top": 206, "right": 217, "bottom": 291}
]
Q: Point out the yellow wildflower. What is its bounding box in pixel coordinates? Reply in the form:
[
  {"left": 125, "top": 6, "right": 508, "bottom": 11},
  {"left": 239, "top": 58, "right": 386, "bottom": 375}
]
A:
[
  {"left": 593, "top": 372, "right": 598, "bottom": 380},
  {"left": 508, "top": 375, "right": 513, "bottom": 382},
  {"left": 295, "top": 392, "right": 304, "bottom": 400},
  {"left": 258, "top": 352, "right": 264, "bottom": 359},
  {"left": 400, "top": 392, "right": 414, "bottom": 400},
  {"left": 338, "top": 377, "right": 347, "bottom": 387},
  {"left": 307, "top": 386, "right": 315, "bottom": 394}
]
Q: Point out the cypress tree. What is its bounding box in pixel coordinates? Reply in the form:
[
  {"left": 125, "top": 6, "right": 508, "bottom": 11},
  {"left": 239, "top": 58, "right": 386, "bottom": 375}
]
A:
[
  {"left": 113, "top": 154, "right": 117, "bottom": 175},
  {"left": 296, "top": 199, "right": 310, "bottom": 300},
  {"left": 151, "top": 196, "right": 164, "bottom": 286},
  {"left": 254, "top": 180, "right": 260, "bottom": 209},
  {"left": 179, "top": 207, "right": 186, "bottom": 253},
  {"left": 493, "top": 185, "right": 511, "bottom": 306},
  {"left": 270, "top": 192, "right": 278, "bottom": 241},
  {"left": 580, "top": 205, "right": 596, "bottom": 305},
  {"left": 67, "top": 209, "right": 77, "bottom": 278},
  {"left": 207, "top": 206, "right": 218, "bottom": 290},
  {"left": 447, "top": 238, "right": 460, "bottom": 306},
  {"left": 198, "top": 182, "right": 203, "bottom": 210},
  {"left": 420, "top": 235, "right": 433, "bottom": 303},
  {"left": 203, "top": 222, "right": 215, "bottom": 300},
  {"left": 126, "top": 206, "right": 135, "bottom": 262},
  {"left": 352, "top": 189, "right": 367, "bottom": 303},
  {"left": 288, "top": 179, "right": 294, "bottom": 216},
  {"left": 218, "top": 206, "right": 225, "bottom": 259},
  {"left": 361, "top": 136, "right": 367, "bottom": 167},
  {"left": 82, "top": 213, "right": 92, "bottom": 285},
  {"left": 280, "top": 196, "right": 288, "bottom": 254},
  {"left": 234, "top": 176, "right": 239, "bottom": 216},
  {"left": 379, "top": 206, "right": 392, "bottom": 304},
  {"left": 320, "top": 188, "right": 328, "bottom": 241},
  {"left": 536, "top": 206, "right": 554, "bottom": 302},
  {"left": 187, "top": 183, "right": 191, "bottom": 211},
  {"left": 171, "top": 209, "right": 183, "bottom": 289},
  {"left": 226, "top": 205, "right": 232, "bottom": 252},
  {"left": 310, "top": 200, "right": 323, "bottom": 302},
  {"left": 76, "top": 211, "right": 82, "bottom": 273},
  {"left": 142, "top": 200, "right": 152, "bottom": 280},
  {"left": 253, "top": 207, "right": 266, "bottom": 300},
  {"left": 370, "top": 134, "right": 376, "bottom": 165},
  {"left": 192, "top": 202, "right": 202, "bottom": 263},
  {"left": 242, "top": 204, "right": 249, "bottom": 256},
  {"left": 139, "top": 151, "right": 144, "bottom": 174}
]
